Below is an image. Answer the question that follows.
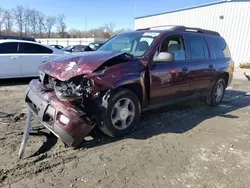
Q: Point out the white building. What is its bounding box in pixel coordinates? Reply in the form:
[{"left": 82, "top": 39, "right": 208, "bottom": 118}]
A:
[{"left": 135, "top": 0, "right": 250, "bottom": 66}]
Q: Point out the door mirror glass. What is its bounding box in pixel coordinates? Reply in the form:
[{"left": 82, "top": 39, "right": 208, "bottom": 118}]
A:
[{"left": 153, "top": 52, "right": 174, "bottom": 62}]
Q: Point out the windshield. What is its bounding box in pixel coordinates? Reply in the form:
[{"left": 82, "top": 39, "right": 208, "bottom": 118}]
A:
[{"left": 97, "top": 32, "right": 159, "bottom": 57}]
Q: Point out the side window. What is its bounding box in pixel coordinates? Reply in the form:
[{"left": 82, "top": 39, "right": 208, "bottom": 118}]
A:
[
  {"left": 160, "top": 35, "right": 186, "bottom": 61},
  {"left": 187, "top": 35, "right": 207, "bottom": 60},
  {"left": 208, "top": 36, "right": 231, "bottom": 58},
  {"left": 0, "top": 42, "right": 18, "bottom": 54},
  {"left": 20, "top": 43, "right": 53, "bottom": 54}
]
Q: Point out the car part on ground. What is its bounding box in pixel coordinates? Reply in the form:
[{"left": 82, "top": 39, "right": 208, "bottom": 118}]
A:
[
  {"left": 244, "top": 72, "right": 250, "bottom": 81},
  {"left": 18, "top": 109, "right": 32, "bottom": 159},
  {"left": 20, "top": 26, "right": 234, "bottom": 158}
]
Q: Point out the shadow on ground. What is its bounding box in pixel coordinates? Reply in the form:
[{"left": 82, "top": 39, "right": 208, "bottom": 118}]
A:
[
  {"left": 28, "top": 89, "right": 250, "bottom": 156},
  {"left": 0, "top": 77, "right": 35, "bottom": 87},
  {"left": 29, "top": 130, "right": 58, "bottom": 158},
  {"left": 80, "top": 89, "right": 250, "bottom": 148}
]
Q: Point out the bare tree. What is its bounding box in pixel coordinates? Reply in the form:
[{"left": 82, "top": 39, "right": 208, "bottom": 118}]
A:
[
  {"left": 37, "top": 12, "right": 45, "bottom": 37},
  {"left": 0, "top": 6, "right": 5, "bottom": 34},
  {"left": 69, "top": 29, "right": 82, "bottom": 38},
  {"left": 4, "top": 10, "right": 13, "bottom": 33},
  {"left": 13, "top": 6, "right": 25, "bottom": 36},
  {"left": 105, "top": 22, "right": 116, "bottom": 33},
  {"left": 24, "top": 8, "right": 31, "bottom": 36},
  {"left": 45, "top": 16, "right": 56, "bottom": 38},
  {"left": 56, "top": 14, "right": 66, "bottom": 38},
  {"left": 29, "top": 9, "right": 38, "bottom": 36}
]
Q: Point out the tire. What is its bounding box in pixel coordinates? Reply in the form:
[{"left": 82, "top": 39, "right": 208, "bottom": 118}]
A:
[
  {"left": 99, "top": 88, "right": 141, "bottom": 137},
  {"left": 206, "top": 78, "right": 226, "bottom": 106}
]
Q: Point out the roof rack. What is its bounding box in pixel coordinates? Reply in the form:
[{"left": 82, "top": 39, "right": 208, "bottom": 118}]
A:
[
  {"left": 136, "top": 25, "right": 220, "bottom": 36},
  {"left": 0, "top": 35, "right": 36, "bottom": 42}
]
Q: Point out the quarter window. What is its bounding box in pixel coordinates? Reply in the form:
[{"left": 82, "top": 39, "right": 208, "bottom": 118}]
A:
[
  {"left": 0, "top": 42, "right": 18, "bottom": 54},
  {"left": 20, "top": 43, "right": 53, "bottom": 54},
  {"left": 208, "top": 36, "right": 231, "bottom": 58}
]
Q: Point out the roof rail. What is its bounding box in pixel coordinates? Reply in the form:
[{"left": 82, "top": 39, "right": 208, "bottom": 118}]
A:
[
  {"left": 136, "top": 25, "right": 182, "bottom": 31},
  {"left": 0, "top": 35, "right": 36, "bottom": 42},
  {"left": 136, "top": 25, "right": 220, "bottom": 36},
  {"left": 173, "top": 26, "right": 220, "bottom": 36}
]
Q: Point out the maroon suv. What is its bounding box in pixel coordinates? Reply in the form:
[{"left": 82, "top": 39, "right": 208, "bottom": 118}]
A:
[{"left": 25, "top": 26, "right": 234, "bottom": 147}]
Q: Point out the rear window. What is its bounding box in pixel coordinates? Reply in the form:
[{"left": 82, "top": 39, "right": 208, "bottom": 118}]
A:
[
  {"left": 207, "top": 36, "right": 231, "bottom": 58},
  {"left": 20, "top": 43, "right": 53, "bottom": 54}
]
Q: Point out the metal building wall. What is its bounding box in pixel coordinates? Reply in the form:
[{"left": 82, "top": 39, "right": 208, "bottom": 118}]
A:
[{"left": 135, "top": 1, "right": 250, "bottom": 66}]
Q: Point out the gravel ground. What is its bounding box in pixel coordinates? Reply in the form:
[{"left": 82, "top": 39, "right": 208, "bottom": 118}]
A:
[{"left": 1, "top": 75, "right": 250, "bottom": 188}]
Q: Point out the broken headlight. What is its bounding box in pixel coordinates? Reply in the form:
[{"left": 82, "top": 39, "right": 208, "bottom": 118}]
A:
[{"left": 54, "top": 77, "right": 92, "bottom": 101}]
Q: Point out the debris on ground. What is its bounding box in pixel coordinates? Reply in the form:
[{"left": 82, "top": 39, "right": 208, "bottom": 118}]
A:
[{"left": 1, "top": 79, "right": 250, "bottom": 187}]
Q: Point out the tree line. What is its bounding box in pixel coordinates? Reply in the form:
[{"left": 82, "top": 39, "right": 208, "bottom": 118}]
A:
[{"left": 0, "top": 5, "right": 132, "bottom": 39}]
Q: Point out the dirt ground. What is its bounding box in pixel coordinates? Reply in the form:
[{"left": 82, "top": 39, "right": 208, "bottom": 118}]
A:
[{"left": 1, "top": 74, "right": 250, "bottom": 188}]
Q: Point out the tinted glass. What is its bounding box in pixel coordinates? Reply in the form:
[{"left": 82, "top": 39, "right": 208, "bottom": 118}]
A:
[
  {"left": 0, "top": 42, "right": 18, "bottom": 54},
  {"left": 208, "top": 36, "right": 231, "bottom": 58},
  {"left": 74, "top": 45, "right": 87, "bottom": 52},
  {"left": 20, "top": 43, "right": 53, "bottom": 54},
  {"left": 160, "top": 35, "right": 186, "bottom": 61},
  {"left": 187, "top": 35, "right": 205, "bottom": 60},
  {"left": 203, "top": 38, "right": 209, "bottom": 59}
]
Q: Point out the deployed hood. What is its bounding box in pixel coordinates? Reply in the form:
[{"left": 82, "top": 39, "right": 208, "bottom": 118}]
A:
[{"left": 40, "top": 51, "right": 129, "bottom": 81}]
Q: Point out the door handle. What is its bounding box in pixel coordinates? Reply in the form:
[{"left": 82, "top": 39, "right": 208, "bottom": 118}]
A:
[
  {"left": 209, "top": 64, "right": 214, "bottom": 69},
  {"left": 11, "top": 56, "right": 19, "bottom": 59},
  {"left": 182, "top": 67, "right": 189, "bottom": 72},
  {"left": 43, "top": 56, "right": 49, "bottom": 59}
]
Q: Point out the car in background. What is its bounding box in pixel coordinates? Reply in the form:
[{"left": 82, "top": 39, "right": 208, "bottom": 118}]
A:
[
  {"left": 50, "top": 45, "right": 64, "bottom": 49},
  {"left": 0, "top": 40, "right": 66, "bottom": 79},
  {"left": 87, "top": 42, "right": 104, "bottom": 51},
  {"left": 62, "top": 45, "right": 87, "bottom": 53}
]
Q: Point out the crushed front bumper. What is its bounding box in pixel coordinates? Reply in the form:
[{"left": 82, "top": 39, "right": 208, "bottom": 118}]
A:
[{"left": 25, "top": 79, "right": 96, "bottom": 147}]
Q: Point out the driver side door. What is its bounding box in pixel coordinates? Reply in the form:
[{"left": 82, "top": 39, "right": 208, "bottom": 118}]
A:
[{"left": 150, "top": 34, "right": 191, "bottom": 105}]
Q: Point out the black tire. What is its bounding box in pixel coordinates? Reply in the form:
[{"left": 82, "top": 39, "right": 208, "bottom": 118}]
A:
[
  {"left": 99, "top": 88, "right": 141, "bottom": 137},
  {"left": 206, "top": 78, "right": 226, "bottom": 106}
]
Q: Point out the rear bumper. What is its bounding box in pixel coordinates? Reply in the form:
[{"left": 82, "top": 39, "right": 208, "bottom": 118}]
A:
[{"left": 25, "top": 79, "right": 95, "bottom": 147}]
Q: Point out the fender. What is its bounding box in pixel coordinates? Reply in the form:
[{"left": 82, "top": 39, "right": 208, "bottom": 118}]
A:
[{"left": 86, "top": 61, "right": 147, "bottom": 106}]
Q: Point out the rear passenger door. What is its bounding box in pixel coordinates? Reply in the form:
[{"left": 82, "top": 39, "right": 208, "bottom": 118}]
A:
[
  {"left": 186, "top": 34, "right": 216, "bottom": 94},
  {"left": 18, "top": 42, "right": 53, "bottom": 76},
  {"left": 0, "top": 42, "right": 21, "bottom": 78}
]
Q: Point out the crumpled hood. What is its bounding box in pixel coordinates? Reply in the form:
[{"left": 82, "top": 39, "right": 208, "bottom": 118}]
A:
[{"left": 40, "top": 51, "right": 127, "bottom": 81}]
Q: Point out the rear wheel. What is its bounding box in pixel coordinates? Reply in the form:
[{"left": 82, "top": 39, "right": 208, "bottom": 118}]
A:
[
  {"left": 99, "top": 89, "right": 141, "bottom": 137},
  {"left": 206, "top": 78, "right": 226, "bottom": 106}
]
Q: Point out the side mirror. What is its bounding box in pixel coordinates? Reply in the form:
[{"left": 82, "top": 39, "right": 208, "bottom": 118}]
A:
[{"left": 153, "top": 52, "right": 174, "bottom": 62}]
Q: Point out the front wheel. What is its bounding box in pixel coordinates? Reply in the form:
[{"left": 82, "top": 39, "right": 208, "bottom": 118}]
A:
[
  {"left": 99, "top": 89, "right": 141, "bottom": 137},
  {"left": 206, "top": 78, "right": 226, "bottom": 106}
]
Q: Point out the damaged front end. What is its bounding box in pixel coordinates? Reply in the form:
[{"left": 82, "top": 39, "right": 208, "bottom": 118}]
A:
[
  {"left": 22, "top": 51, "right": 144, "bottom": 154},
  {"left": 54, "top": 76, "right": 93, "bottom": 101}
]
